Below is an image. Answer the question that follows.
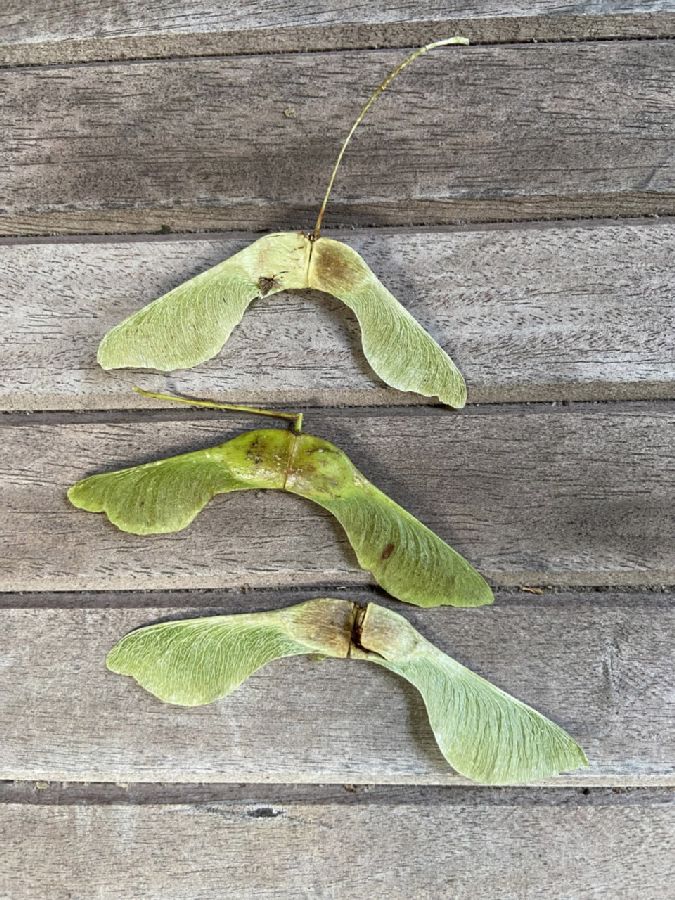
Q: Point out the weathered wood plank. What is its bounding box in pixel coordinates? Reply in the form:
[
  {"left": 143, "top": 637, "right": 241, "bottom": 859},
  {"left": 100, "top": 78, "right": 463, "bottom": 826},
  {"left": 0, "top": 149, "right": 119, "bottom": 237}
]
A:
[
  {"left": 1, "top": 2, "right": 673, "bottom": 65},
  {"left": 0, "top": 591, "right": 671, "bottom": 783},
  {"left": 2, "top": 43, "right": 674, "bottom": 235},
  {"left": 1, "top": 788, "right": 673, "bottom": 900},
  {"left": 1, "top": 406, "right": 672, "bottom": 591},
  {"left": 3, "top": 221, "right": 674, "bottom": 409}
]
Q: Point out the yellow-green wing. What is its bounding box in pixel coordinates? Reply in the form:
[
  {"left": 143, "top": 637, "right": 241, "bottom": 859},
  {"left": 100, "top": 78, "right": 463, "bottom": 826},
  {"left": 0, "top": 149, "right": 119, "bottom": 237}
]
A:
[
  {"left": 357, "top": 604, "right": 588, "bottom": 784},
  {"left": 286, "top": 435, "right": 492, "bottom": 608},
  {"left": 98, "top": 232, "right": 311, "bottom": 371},
  {"left": 322, "top": 484, "right": 492, "bottom": 608},
  {"left": 309, "top": 238, "right": 467, "bottom": 408},
  {"left": 67, "top": 448, "right": 243, "bottom": 534},
  {"left": 108, "top": 598, "right": 354, "bottom": 706},
  {"left": 67, "top": 430, "right": 290, "bottom": 535}
]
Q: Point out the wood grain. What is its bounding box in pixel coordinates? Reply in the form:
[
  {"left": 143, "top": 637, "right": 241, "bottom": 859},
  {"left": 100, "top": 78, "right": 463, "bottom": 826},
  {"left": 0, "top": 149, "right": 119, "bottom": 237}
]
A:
[
  {"left": 2, "top": 42, "right": 674, "bottom": 235},
  {"left": 1, "top": 788, "right": 673, "bottom": 899},
  {"left": 1, "top": 2, "right": 673, "bottom": 65},
  {"left": 1, "top": 405, "right": 672, "bottom": 592},
  {"left": 0, "top": 590, "right": 671, "bottom": 783},
  {"left": 2, "top": 221, "right": 674, "bottom": 409}
]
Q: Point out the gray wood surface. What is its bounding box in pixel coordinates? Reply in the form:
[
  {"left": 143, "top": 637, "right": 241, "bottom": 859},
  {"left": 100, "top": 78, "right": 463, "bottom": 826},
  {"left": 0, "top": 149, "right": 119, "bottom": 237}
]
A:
[
  {"left": 2, "top": 42, "right": 674, "bottom": 235},
  {"left": 2, "top": 405, "right": 672, "bottom": 592},
  {"left": 1, "top": 2, "right": 672, "bottom": 65},
  {"left": 3, "top": 221, "right": 674, "bottom": 409},
  {"left": 0, "top": 590, "right": 671, "bottom": 784},
  {"left": 2, "top": 6, "right": 673, "bottom": 895},
  {"left": 1, "top": 787, "right": 673, "bottom": 899}
]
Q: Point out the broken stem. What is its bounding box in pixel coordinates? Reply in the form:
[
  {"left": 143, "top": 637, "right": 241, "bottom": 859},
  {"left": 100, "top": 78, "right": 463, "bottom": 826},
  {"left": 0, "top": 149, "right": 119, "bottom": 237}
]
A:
[
  {"left": 311, "top": 35, "right": 469, "bottom": 241},
  {"left": 133, "top": 387, "right": 304, "bottom": 433}
]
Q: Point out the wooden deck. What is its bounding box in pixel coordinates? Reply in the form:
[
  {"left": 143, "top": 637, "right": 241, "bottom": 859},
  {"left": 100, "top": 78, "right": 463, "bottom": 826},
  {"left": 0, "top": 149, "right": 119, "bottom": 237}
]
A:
[{"left": 1, "top": 3, "right": 674, "bottom": 898}]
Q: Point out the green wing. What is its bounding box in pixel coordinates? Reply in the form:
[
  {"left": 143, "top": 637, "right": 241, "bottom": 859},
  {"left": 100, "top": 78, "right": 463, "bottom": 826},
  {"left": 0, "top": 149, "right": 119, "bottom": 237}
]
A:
[
  {"left": 357, "top": 604, "right": 588, "bottom": 784},
  {"left": 287, "top": 435, "right": 492, "bottom": 609},
  {"left": 309, "top": 238, "right": 467, "bottom": 408},
  {"left": 97, "top": 232, "right": 311, "bottom": 371},
  {"left": 322, "top": 485, "right": 492, "bottom": 608},
  {"left": 108, "top": 598, "right": 355, "bottom": 706},
  {"left": 67, "top": 430, "right": 291, "bottom": 535},
  {"left": 98, "top": 257, "right": 258, "bottom": 371},
  {"left": 69, "top": 427, "right": 491, "bottom": 609},
  {"left": 67, "top": 448, "right": 242, "bottom": 534}
]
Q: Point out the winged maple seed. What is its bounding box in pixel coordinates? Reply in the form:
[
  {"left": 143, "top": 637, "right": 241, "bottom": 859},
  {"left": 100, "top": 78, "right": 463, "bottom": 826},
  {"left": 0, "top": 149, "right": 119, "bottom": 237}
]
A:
[
  {"left": 68, "top": 425, "right": 493, "bottom": 609},
  {"left": 97, "top": 38, "right": 472, "bottom": 408},
  {"left": 107, "top": 598, "right": 588, "bottom": 785},
  {"left": 97, "top": 230, "right": 467, "bottom": 407}
]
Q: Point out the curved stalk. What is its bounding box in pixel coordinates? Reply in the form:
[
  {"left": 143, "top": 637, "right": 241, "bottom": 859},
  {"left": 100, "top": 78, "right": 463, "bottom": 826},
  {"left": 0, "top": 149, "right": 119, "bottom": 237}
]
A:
[
  {"left": 312, "top": 36, "right": 469, "bottom": 240},
  {"left": 133, "top": 387, "right": 304, "bottom": 433}
]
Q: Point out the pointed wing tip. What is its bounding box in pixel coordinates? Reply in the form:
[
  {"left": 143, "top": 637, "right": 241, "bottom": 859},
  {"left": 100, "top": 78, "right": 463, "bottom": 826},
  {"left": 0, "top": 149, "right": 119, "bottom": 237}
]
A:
[
  {"left": 539, "top": 743, "right": 590, "bottom": 783},
  {"left": 468, "top": 580, "right": 495, "bottom": 607},
  {"left": 68, "top": 488, "right": 177, "bottom": 535},
  {"left": 106, "top": 638, "right": 143, "bottom": 680},
  {"left": 106, "top": 642, "right": 202, "bottom": 706},
  {"left": 572, "top": 744, "right": 590, "bottom": 770},
  {"left": 97, "top": 345, "right": 144, "bottom": 372},
  {"left": 97, "top": 335, "right": 119, "bottom": 370},
  {"left": 405, "top": 587, "right": 493, "bottom": 609},
  {"left": 97, "top": 333, "right": 170, "bottom": 371}
]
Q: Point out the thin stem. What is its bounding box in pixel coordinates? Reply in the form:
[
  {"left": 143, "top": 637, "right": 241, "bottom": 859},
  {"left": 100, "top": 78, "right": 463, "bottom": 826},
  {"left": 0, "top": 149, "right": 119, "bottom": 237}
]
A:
[
  {"left": 134, "top": 388, "right": 304, "bottom": 433},
  {"left": 311, "top": 36, "right": 469, "bottom": 240}
]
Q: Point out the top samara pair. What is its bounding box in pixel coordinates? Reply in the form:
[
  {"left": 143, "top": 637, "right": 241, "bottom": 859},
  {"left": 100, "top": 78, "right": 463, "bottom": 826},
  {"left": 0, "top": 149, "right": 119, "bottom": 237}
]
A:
[{"left": 97, "top": 38, "right": 469, "bottom": 409}]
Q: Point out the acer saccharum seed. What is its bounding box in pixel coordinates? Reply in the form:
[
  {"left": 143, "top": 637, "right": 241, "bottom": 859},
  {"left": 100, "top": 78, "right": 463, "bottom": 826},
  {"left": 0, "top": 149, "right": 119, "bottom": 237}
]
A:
[
  {"left": 68, "top": 422, "right": 494, "bottom": 610},
  {"left": 96, "top": 39, "right": 474, "bottom": 409},
  {"left": 106, "top": 597, "right": 588, "bottom": 785}
]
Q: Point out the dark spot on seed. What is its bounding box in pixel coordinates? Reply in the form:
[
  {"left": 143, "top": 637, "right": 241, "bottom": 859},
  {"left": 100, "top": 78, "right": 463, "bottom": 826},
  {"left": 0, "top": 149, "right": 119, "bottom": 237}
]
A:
[
  {"left": 258, "top": 276, "right": 279, "bottom": 296},
  {"left": 381, "top": 543, "right": 395, "bottom": 560},
  {"left": 314, "top": 243, "right": 353, "bottom": 289},
  {"left": 246, "top": 435, "right": 267, "bottom": 463}
]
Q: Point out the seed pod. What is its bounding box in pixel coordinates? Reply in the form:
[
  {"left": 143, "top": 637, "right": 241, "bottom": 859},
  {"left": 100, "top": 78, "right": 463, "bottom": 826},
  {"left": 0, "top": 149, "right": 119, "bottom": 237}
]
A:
[
  {"left": 107, "top": 598, "right": 588, "bottom": 785},
  {"left": 97, "top": 231, "right": 466, "bottom": 408},
  {"left": 68, "top": 428, "right": 492, "bottom": 609}
]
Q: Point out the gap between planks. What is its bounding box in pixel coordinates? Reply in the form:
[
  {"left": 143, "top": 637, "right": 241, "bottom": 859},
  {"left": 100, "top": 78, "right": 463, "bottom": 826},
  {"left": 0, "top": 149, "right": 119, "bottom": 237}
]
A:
[
  {"left": 2, "top": 398, "right": 673, "bottom": 425},
  {"left": 0, "top": 781, "right": 670, "bottom": 806},
  {"left": 1, "top": 5, "right": 674, "bottom": 67},
  {"left": 0, "top": 214, "right": 673, "bottom": 245},
  {"left": 0, "top": 584, "right": 669, "bottom": 609},
  {"left": 2, "top": 31, "right": 675, "bottom": 72}
]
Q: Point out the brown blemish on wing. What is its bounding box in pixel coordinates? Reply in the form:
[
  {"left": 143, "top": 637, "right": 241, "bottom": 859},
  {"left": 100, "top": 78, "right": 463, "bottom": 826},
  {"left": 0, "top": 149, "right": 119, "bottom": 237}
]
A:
[
  {"left": 257, "top": 275, "right": 279, "bottom": 296},
  {"left": 381, "top": 543, "right": 395, "bottom": 561},
  {"left": 229, "top": 429, "right": 291, "bottom": 489}
]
